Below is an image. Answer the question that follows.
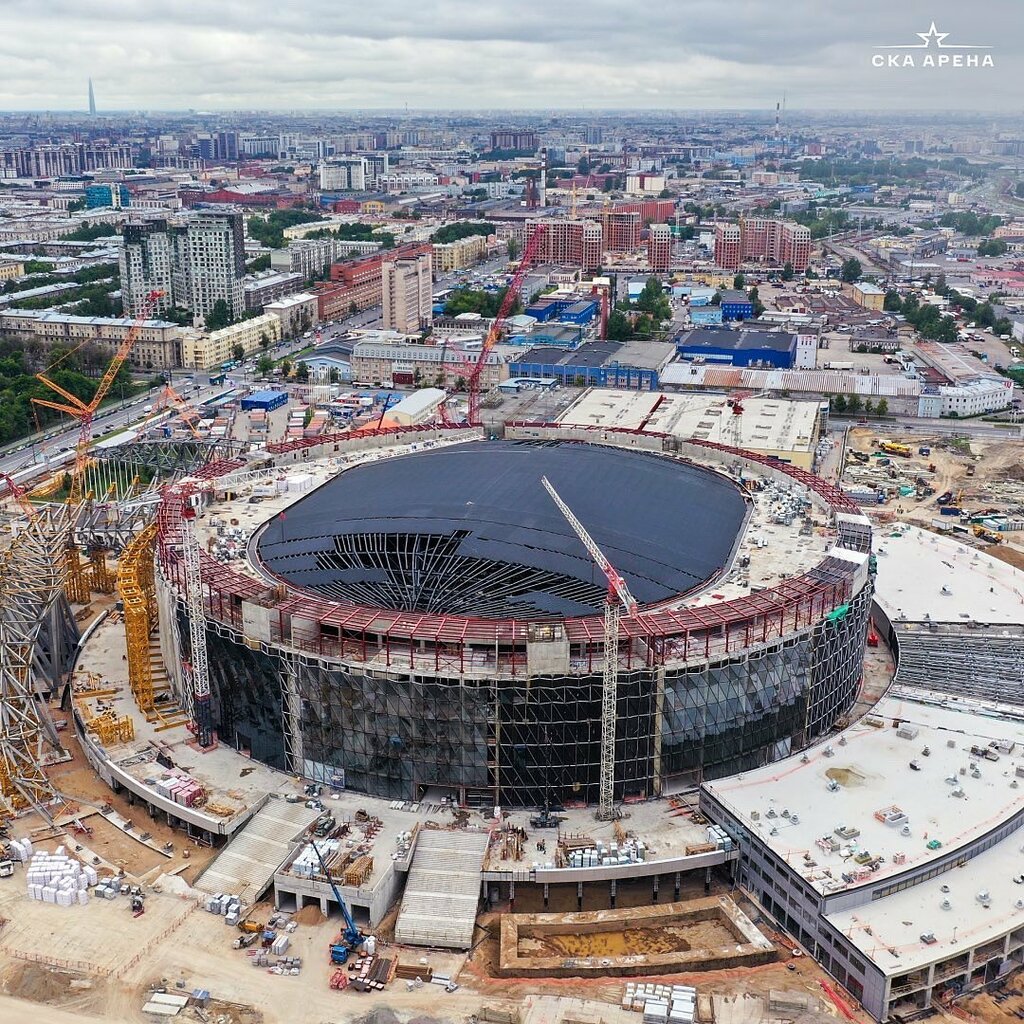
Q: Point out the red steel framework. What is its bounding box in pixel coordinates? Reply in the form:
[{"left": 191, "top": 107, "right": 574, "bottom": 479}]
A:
[{"left": 155, "top": 423, "right": 864, "bottom": 677}]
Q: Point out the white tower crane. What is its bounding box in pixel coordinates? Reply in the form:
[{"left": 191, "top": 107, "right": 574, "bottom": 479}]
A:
[
  {"left": 180, "top": 500, "right": 214, "bottom": 747},
  {"left": 541, "top": 475, "right": 637, "bottom": 821}
]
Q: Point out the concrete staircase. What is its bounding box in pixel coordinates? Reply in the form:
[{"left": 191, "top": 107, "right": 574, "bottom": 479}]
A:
[
  {"left": 194, "top": 797, "right": 320, "bottom": 907},
  {"left": 394, "top": 829, "right": 489, "bottom": 949}
]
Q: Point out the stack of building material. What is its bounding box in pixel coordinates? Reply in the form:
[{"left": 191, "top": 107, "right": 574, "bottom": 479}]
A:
[
  {"left": 24, "top": 848, "right": 93, "bottom": 907},
  {"left": 395, "top": 962, "right": 433, "bottom": 983},
  {"left": 343, "top": 855, "right": 373, "bottom": 886},
  {"left": 625, "top": 984, "right": 697, "bottom": 1020},
  {"left": 6, "top": 837, "right": 33, "bottom": 862}
]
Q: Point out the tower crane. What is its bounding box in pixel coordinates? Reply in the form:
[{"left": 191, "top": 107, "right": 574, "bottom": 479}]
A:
[
  {"left": 180, "top": 500, "right": 214, "bottom": 747},
  {"left": 541, "top": 475, "right": 637, "bottom": 821},
  {"left": 463, "top": 225, "right": 547, "bottom": 426},
  {"left": 32, "top": 289, "right": 164, "bottom": 506}
]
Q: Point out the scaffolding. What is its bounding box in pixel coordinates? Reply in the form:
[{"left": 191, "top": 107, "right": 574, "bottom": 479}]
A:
[
  {"left": 89, "top": 548, "right": 116, "bottom": 594},
  {"left": 64, "top": 546, "right": 90, "bottom": 605},
  {"left": 117, "top": 523, "right": 158, "bottom": 714},
  {"left": 0, "top": 504, "right": 71, "bottom": 815}
]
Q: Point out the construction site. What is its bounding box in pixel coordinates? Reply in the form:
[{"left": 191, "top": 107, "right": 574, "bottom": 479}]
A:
[{"left": 0, "top": 265, "right": 1021, "bottom": 1024}]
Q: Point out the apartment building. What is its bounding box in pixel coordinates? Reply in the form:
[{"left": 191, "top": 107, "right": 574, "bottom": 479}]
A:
[
  {"left": 432, "top": 235, "right": 487, "bottom": 273},
  {"left": 382, "top": 252, "right": 432, "bottom": 333},
  {"left": 319, "top": 157, "right": 367, "bottom": 191},
  {"left": 600, "top": 209, "right": 641, "bottom": 252},
  {"left": 180, "top": 312, "right": 282, "bottom": 370},
  {"left": 526, "top": 219, "right": 602, "bottom": 272},
  {"left": 648, "top": 223, "right": 673, "bottom": 272},
  {"left": 264, "top": 293, "right": 319, "bottom": 338},
  {"left": 0, "top": 309, "right": 182, "bottom": 370},
  {"left": 243, "top": 270, "right": 305, "bottom": 312},
  {"left": 269, "top": 236, "right": 382, "bottom": 280},
  {"left": 120, "top": 209, "right": 246, "bottom": 323},
  {"left": 715, "top": 218, "right": 811, "bottom": 272}
]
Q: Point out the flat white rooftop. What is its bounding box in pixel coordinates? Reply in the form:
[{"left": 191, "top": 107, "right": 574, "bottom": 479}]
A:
[
  {"left": 557, "top": 388, "right": 820, "bottom": 457},
  {"left": 873, "top": 524, "right": 1024, "bottom": 625},
  {"left": 704, "top": 690, "right": 1024, "bottom": 899}
]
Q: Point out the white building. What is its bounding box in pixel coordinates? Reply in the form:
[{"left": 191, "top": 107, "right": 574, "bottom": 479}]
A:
[{"left": 319, "top": 157, "right": 366, "bottom": 191}]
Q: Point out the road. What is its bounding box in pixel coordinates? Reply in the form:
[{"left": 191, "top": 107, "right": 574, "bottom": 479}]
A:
[
  {"left": 830, "top": 415, "right": 1023, "bottom": 439},
  {"left": 0, "top": 254, "right": 512, "bottom": 478}
]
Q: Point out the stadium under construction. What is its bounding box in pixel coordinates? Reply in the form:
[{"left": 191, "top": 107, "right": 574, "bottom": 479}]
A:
[{"left": 148, "top": 422, "right": 874, "bottom": 809}]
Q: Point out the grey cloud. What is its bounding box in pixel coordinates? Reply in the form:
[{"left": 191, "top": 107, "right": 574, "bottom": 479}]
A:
[{"left": 0, "top": 0, "right": 1019, "bottom": 110}]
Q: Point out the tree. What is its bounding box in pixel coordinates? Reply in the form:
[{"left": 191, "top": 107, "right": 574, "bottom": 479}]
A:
[
  {"left": 577, "top": 155, "right": 591, "bottom": 175},
  {"left": 280, "top": 358, "right": 293, "bottom": 378},
  {"left": 875, "top": 398, "right": 889, "bottom": 418},
  {"left": 606, "top": 309, "right": 631, "bottom": 341},
  {"left": 831, "top": 394, "right": 847, "bottom": 414},
  {"left": 634, "top": 314, "right": 654, "bottom": 336},
  {"left": 601, "top": 176, "right": 615, "bottom": 193},
  {"left": 507, "top": 237, "right": 521, "bottom": 261},
  {"left": 840, "top": 258, "right": 862, "bottom": 283},
  {"left": 328, "top": 367, "right": 340, "bottom": 384},
  {"left": 748, "top": 287, "right": 765, "bottom": 318},
  {"left": 206, "top": 299, "right": 232, "bottom": 331},
  {"left": 349, "top": 301, "right": 358, "bottom": 315},
  {"left": 863, "top": 398, "right": 875, "bottom": 417},
  {"left": 257, "top": 355, "right": 274, "bottom": 376},
  {"left": 710, "top": 291, "right": 722, "bottom": 306},
  {"left": 259, "top": 332, "right": 270, "bottom": 351},
  {"left": 733, "top": 273, "right": 746, "bottom": 289},
  {"left": 845, "top": 393, "right": 863, "bottom": 415},
  {"left": 295, "top": 361, "right": 309, "bottom": 383},
  {"left": 455, "top": 376, "right": 467, "bottom": 392},
  {"left": 781, "top": 262, "right": 794, "bottom": 281},
  {"left": 978, "top": 239, "right": 1008, "bottom": 257},
  {"left": 883, "top": 290, "right": 902, "bottom": 312},
  {"left": 231, "top": 343, "right": 245, "bottom": 364},
  {"left": 658, "top": 188, "right": 672, "bottom": 199}
]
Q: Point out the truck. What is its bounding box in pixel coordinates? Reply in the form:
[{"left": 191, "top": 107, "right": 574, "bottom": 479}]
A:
[
  {"left": 972, "top": 525, "right": 1003, "bottom": 544},
  {"left": 879, "top": 441, "right": 912, "bottom": 458}
]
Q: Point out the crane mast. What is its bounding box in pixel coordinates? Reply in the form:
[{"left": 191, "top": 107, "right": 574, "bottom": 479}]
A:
[
  {"left": 541, "top": 475, "right": 637, "bottom": 821},
  {"left": 180, "top": 501, "right": 214, "bottom": 747}
]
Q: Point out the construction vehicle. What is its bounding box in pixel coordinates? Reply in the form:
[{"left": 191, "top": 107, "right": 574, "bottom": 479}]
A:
[
  {"left": 972, "top": 525, "right": 1003, "bottom": 544},
  {"left": 238, "top": 918, "right": 263, "bottom": 934},
  {"left": 311, "top": 840, "right": 364, "bottom": 965},
  {"left": 233, "top": 932, "right": 259, "bottom": 949},
  {"left": 966, "top": 463, "right": 976, "bottom": 477},
  {"left": 849, "top": 451, "right": 870, "bottom": 464},
  {"left": 937, "top": 491, "right": 954, "bottom": 506},
  {"left": 879, "top": 441, "right": 912, "bottom": 458},
  {"left": 918, "top": 446, "right": 931, "bottom": 456},
  {"left": 131, "top": 894, "right": 145, "bottom": 917}
]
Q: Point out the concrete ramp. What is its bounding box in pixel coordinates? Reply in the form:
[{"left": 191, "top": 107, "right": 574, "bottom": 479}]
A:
[
  {"left": 194, "top": 797, "right": 319, "bottom": 907},
  {"left": 395, "top": 828, "right": 488, "bottom": 949}
]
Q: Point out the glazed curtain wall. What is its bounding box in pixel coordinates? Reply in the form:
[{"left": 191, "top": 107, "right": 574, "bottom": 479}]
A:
[{"left": 202, "top": 591, "right": 868, "bottom": 805}]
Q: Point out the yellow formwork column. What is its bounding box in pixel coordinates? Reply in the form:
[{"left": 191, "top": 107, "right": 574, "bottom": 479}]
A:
[{"left": 116, "top": 524, "right": 158, "bottom": 715}]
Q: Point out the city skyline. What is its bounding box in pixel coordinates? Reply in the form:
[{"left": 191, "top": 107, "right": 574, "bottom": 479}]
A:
[{"left": 0, "top": 0, "right": 1019, "bottom": 113}]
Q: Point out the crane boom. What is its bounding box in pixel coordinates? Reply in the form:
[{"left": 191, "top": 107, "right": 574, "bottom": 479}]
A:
[
  {"left": 180, "top": 501, "right": 214, "bottom": 747},
  {"left": 465, "top": 225, "right": 547, "bottom": 426},
  {"left": 540, "top": 475, "right": 637, "bottom": 614},
  {"left": 33, "top": 288, "right": 164, "bottom": 506},
  {"left": 541, "top": 475, "right": 636, "bottom": 820}
]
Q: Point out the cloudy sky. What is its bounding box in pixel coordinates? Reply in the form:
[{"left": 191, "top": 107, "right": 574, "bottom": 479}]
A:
[{"left": 0, "top": 0, "right": 1020, "bottom": 112}]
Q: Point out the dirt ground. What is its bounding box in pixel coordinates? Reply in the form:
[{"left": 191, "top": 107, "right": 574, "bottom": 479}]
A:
[
  {"left": 519, "top": 919, "right": 736, "bottom": 958},
  {"left": 843, "top": 426, "right": 1024, "bottom": 557},
  {"left": 961, "top": 970, "right": 1024, "bottom": 1024}
]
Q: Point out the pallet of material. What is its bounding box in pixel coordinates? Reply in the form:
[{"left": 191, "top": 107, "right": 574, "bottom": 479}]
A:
[
  {"left": 479, "top": 1007, "right": 521, "bottom": 1024},
  {"left": 697, "top": 994, "right": 714, "bottom": 1022},
  {"left": 684, "top": 842, "right": 717, "bottom": 856},
  {"left": 396, "top": 963, "right": 433, "bottom": 981},
  {"left": 148, "top": 994, "right": 190, "bottom": 1008},
  {"left": 343, "top": 855, "right": 373, "bottom": 886},
  {"left": 142, "top": 1003, "right": 182, "bottom": 1017}
]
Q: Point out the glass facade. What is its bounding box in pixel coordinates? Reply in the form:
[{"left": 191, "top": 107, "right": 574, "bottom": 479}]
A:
[{"left": 200, "top": 583, "right": 870, "bottom": 807}]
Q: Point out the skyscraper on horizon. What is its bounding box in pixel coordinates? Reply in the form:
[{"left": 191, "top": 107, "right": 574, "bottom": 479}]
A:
[{"left": 88, "top": 78, "right": 96, "bottom": 116}]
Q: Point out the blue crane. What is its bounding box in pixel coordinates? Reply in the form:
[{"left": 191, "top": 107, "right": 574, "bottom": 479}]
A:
[{"left": 311, "top": 839, "right": 364, "bottom": 964}]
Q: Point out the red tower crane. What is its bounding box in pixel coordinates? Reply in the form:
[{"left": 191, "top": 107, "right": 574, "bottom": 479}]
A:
[{"left": 463, "top": 225, "right": 547, "bottom": 426}]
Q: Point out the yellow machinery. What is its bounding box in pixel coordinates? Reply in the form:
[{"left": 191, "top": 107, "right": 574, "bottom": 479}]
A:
[
  {"left": 879, "top": 441, "right": 912, "bottom": 457},
  {"left": 117, "top": 523, "right": 159, "bottom": 715},
  {"left": 86, "top": 709, "right": 135, "bottom": 745},
  {"left": 972, "top": 524, "right": 1003, "bottom": 544}
]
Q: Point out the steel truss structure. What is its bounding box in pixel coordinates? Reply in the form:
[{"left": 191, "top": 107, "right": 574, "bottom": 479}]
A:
[
  {"left": 92, "top": 438, "right": 247, "bottom": 477},
  {"left": 0, "top": 504, "right": 72, "bottom": 813},
  {"left": 154, "top": 423, "right": 874, "bottom": 806}
]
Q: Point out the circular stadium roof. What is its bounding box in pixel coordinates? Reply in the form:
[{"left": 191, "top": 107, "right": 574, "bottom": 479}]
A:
[{"left": 254, "top": 440, "right": 748, "bottom": 619}]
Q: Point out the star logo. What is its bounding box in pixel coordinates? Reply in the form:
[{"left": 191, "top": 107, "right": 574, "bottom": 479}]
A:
[
  {"left": 877, "top": 23, "right": 991, "bottom": 49},
  {"left": 915, "top": 22, "right": 948, "bottom": 47}
]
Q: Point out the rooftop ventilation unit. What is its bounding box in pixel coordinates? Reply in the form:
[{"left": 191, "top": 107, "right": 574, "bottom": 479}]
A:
[{"left": 941, "top": 899, "right": 953, "bottom": 911}]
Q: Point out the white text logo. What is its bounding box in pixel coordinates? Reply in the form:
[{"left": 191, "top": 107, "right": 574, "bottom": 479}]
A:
[{"left": 872, "top": 23, "right": 994, "bottom": 68}]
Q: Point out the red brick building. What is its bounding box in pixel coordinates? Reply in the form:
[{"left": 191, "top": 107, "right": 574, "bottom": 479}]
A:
[{"left": 315, "top": 242, "right": 433, "bottom": 320}]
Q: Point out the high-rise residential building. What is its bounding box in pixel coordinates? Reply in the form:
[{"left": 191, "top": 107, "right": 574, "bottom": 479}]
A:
[
  {"left": 715, "top": 219, "right": 811, "bottom": 272},
  {"left": 216, "top": 131, "right": 240, "bottom": 162},
  {"left": 382, "top": 252, "right": 432, "bottom": 333},
  {"left": 180, "top": 210, "right": 245, "bottom": 322},
  {"left": 120, "top": 220, "right": 177, "bottom": 317},
  {"left": 319, "top": 157, "right": 366, "bottom": 191},
  {"left": 526, "top": 219, "right": 602, "bottom": 272},
  {"left": 120, "top": 210, "right": 245, "bottom": 323},
  {"left": 648, "top": 223, "right": 672, "bottom": 272},
  {"left": 714, "top": 223, "right": 742, "bottom": 271},
  {"left": 489, "top": 129, "right": 538, "bottom": 152},
  {"left": 600, "top": 209, "right": 641, "bottom": 252}
]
